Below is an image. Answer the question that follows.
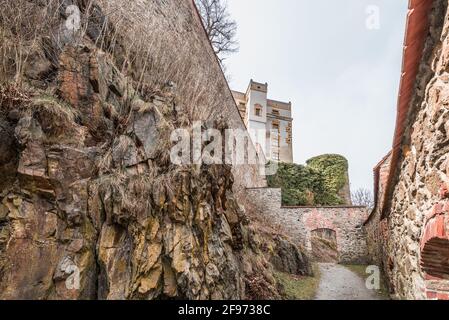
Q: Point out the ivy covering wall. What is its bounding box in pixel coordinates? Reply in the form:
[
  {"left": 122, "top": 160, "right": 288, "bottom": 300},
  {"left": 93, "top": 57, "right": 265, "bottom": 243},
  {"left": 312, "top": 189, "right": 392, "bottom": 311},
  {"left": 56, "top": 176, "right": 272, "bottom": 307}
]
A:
[{"left": 267, "top": 154, "right": 349, "bottom": 206}]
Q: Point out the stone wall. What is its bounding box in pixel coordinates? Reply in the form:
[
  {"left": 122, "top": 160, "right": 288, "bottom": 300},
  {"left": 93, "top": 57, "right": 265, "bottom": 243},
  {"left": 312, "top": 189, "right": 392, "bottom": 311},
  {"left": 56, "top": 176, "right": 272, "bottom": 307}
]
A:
[
  {"left": 246, "top": 188, "right": 369, "bottom": 264},
  {"left": 370, "top": 0, "right": 449, "bottom": 300},
  {"left": 365, "top": 153, "right": 391, "bottom": 266}
]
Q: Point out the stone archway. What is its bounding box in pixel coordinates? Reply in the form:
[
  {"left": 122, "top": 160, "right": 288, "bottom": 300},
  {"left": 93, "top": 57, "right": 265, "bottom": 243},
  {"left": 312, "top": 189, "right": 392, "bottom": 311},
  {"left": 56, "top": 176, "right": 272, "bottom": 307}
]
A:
[
  {"left": 420, "top": 205, "right": 449, "bottom": 300},
  {"left": 310, "top": 228, "right": 339, "bottom": 263}
]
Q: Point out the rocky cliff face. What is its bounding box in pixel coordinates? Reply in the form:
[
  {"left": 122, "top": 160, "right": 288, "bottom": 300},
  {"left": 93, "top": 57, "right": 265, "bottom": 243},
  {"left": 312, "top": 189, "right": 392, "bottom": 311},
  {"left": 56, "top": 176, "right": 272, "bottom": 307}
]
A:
[
  {"left": 0, "top": 46, "right": 267, "bottom": 300},
  {"left": 0, "top": 0, "right": 310, "bottom": 300}
]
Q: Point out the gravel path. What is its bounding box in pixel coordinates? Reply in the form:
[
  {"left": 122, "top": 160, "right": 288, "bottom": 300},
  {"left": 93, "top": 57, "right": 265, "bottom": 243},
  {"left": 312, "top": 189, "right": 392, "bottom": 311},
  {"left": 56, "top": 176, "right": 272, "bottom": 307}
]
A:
[{"left": 315, "top": 263, "right": 382, "bottom": 300}]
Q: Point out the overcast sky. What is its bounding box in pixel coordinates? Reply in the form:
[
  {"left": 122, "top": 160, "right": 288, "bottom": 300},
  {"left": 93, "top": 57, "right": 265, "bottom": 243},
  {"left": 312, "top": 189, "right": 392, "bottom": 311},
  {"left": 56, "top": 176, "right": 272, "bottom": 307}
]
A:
[{"left": 226, "top": 0, "right": 409, "bottom": 192}]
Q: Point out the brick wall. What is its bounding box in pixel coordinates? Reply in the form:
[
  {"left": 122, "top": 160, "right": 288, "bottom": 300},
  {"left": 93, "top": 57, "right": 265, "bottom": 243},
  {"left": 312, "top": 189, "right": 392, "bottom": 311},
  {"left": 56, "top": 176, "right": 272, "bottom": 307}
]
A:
[{"left": 246, "top": 188, "right": 369, "bottom": 264}]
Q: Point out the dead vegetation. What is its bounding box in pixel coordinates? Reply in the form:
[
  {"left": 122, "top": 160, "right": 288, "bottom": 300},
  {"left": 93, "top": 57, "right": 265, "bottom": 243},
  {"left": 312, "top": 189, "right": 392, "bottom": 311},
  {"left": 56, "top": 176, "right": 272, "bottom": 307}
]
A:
[
  {"left": 274, "top": 264, "right": 321, "bottom": 300},
  {"left": 1, "top": 0, "right": 237, "bottom": 127},
  {"left": 0, "top": 1, "right": 287, "bottom": 300},
  {"left": 0, "top": 0, "right": 61, "bottom": 84},
  {"left": 0, "top": 82, "right": 32, "bottom": 111},
  {"left": 0, "top": 82, "right": 81, "bottom": 143},
  {"left": 244, "top": 274, "right": 280, "bottom": 300}
]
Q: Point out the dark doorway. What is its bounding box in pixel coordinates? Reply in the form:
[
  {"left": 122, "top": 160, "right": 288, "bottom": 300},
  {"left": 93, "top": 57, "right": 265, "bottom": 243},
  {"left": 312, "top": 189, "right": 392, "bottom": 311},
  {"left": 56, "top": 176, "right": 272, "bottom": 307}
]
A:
[{"left": 310, "top": 228, "right": 339, "bottom": 263}]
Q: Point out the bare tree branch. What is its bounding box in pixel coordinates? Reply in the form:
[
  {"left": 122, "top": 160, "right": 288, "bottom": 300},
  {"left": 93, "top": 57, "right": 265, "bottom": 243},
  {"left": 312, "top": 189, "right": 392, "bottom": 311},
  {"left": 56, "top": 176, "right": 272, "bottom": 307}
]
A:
[
  {"left": 351, "top": 188, "right": 374, "bottom": 210},
  {"left": 195, "top": 0, "right": 239, "bottom": 62}
]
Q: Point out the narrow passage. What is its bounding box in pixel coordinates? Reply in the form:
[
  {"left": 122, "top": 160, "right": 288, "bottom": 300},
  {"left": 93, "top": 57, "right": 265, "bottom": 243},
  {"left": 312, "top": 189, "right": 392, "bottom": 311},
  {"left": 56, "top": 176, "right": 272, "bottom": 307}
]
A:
[{"left": 314, "top": 263, "right": 383, "bottom": 300}]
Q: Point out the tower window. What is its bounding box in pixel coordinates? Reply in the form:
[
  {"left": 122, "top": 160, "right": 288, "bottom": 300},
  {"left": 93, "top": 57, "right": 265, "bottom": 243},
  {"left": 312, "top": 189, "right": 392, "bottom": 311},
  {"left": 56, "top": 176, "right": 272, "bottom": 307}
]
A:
[
  {"left": 254, "top": 104, "right": 263, "bottom": 117},
  {"left": 272, "top": 109, "right": 280, "bottom": 116}
]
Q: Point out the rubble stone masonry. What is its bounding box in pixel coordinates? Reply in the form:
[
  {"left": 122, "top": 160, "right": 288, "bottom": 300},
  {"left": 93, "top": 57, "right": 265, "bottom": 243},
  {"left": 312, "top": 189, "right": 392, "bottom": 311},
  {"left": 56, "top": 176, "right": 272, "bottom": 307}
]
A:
[
  {"left": 247, "top": 188, "right": 369, "bottom": 264},
  {"left": 366, "top": 0, "right": 449, "bottom": 300},
  {"left": 365, "top": 154, "right": 391, "bottom": 268}
]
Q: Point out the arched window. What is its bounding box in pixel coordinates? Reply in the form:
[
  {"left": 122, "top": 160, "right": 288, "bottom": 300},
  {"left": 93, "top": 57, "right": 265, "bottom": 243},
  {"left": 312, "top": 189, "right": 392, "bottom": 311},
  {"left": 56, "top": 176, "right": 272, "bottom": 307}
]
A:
[{"left": 254, "top": 104, "right": 262, "bottom": 117}]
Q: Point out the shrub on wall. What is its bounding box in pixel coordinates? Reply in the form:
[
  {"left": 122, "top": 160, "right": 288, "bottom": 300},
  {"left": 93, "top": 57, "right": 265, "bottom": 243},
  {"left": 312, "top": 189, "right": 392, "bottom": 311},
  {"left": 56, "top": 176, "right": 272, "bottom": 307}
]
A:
[
  {"left": 267, "top": 154, "right": 349, "bottom": 206},
  {"left": 307, "top": 154, "right": 349, "bottom": 199}
]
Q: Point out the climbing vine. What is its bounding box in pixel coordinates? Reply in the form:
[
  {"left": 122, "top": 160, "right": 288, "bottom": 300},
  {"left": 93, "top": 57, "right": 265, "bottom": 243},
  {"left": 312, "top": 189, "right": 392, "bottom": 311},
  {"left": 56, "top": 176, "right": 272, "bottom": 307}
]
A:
[
  {"left": 267, "top": 154, "right": 349, "bottom": 206},
  {"left": 306, "top": 154, "right": 348, "bottom": 195}
]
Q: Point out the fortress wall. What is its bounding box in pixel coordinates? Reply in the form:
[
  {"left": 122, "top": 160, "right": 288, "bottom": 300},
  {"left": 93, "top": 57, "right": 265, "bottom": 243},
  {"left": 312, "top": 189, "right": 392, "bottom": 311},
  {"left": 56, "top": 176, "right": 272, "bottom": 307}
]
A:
[{"left": 247, "top": 188, "right": 369, "bottom": 263}]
